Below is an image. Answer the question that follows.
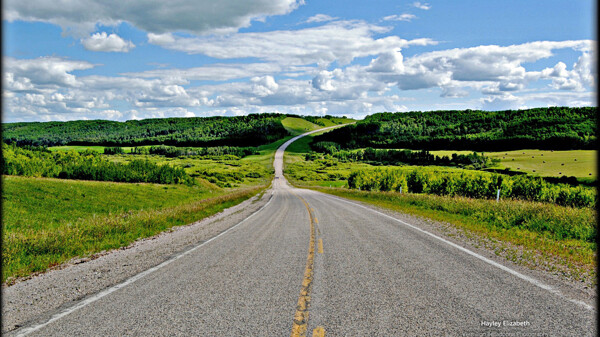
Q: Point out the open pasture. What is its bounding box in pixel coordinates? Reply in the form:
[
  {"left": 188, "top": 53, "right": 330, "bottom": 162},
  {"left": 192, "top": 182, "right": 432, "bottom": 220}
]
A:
[{"left": 430, "top": 149, "right": 596, "bottom": 179}]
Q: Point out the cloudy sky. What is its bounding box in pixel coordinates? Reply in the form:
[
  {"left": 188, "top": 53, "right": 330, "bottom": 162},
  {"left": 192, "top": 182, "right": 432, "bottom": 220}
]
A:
[{"left": 3, "top": 0, "right": 596, "bottom": 122}]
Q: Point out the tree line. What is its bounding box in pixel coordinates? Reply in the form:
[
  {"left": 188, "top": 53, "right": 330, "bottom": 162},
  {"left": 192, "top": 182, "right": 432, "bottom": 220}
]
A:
[
  {"left": 2, "top": 143, "right": 195, "bottom": 185},
  {"left": 309, "top": 141, "right": 496, "bottom": 168},
  {"left": 105, "top": 145, "right": 259, "bottom": 158},
  {"left": 313, "top": 107, "right": 596, "bottom": 151},
  {"left": 3, "top": 114, "right": 289, "bottom": 147}
]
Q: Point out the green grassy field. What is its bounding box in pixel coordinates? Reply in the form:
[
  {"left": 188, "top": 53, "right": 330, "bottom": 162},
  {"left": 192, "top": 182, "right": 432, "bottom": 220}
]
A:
[
  {"left": 314, "top": 117, "right": 354, "bottom": 127},
  {"left": 50, "top": 140, "right": 283, "bottom": 189},
  {"left": 429, "top": 149, "right": 596, "bottom": 179},
  {"left": 2, "top": 175, "right": 266, "bottom": 283},
  {"left": 281, "top": 116, "right": 355, "bottom": 136},
  {"left": 3, "top": 176, "right": 216, "bottom": 232},
  {"left": 281, "top": 117, "right": 322, "bottom": 135},
  {"left": 49, "top": 145, "right": 111, "bottom": 153},
  {"left": 487, "top": 149, "right": 596, "bottom": 178}
]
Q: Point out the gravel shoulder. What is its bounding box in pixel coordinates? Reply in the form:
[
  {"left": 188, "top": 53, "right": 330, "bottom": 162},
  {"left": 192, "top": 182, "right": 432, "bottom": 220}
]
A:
[{"left": 1, "top": 189, "right": 272, "bottom": 334}]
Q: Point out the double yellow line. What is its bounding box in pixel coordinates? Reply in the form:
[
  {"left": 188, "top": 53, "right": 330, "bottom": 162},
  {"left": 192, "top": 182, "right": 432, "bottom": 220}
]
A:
[{"left": 290, "top": 193, "right": 325, "bottom": 337}]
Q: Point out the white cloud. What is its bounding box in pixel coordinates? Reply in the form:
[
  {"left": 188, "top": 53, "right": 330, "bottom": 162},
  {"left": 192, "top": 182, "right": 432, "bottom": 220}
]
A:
[
  {"left": 123, "top": 63, "right": 283, "bottom": 82},
  {"left": 441, "top": 86, "right": 469, "bottom": 98},
  {"left": 4, "top": 0, "right": 303, "bottom": 37},
  {"left": 540, "top": 49, "right": 597, "bottom": 91},
  {"left": 481, "top": 94, "right": 525, "bottom": 111},
  {"left": 312, "top": 71, "right": 336, "bottom": 91},
  {"left": 368, "top": 40, "right": 595, "bottom": 96},
  {"left": 250, "top": 75, "right": 279, "bottom": 96},
  {"left": 3, "top": 39, "right": 596, "bottom": 122},
  {"left": 412, "top": 2, "right": 431, "bottom": 10},
  {"left": 480, "top": 90, "right": 596, "bottom": 111},
  {"left": 81, "top": 32, "right": 134, "bottom": 52},
  {"left": 383, "top": 14, "right": 416, "bottom": 22},
  {"left": 367, "top": 49, "right": 405, "bottom": 73},
  {"left": 148, "top": 20, "right": 437, "bottom": 67},
  {"left": 4, "top": 57, "right": 94, "bottom": 89},
  {"left": 305, "top": 14, "right": 337, "bottom": 23}
]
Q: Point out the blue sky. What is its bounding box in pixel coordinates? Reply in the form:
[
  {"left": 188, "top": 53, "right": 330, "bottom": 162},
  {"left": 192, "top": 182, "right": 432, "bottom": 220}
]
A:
[{"left": 2, "top": 0, "right": 596, "bottom": 122}]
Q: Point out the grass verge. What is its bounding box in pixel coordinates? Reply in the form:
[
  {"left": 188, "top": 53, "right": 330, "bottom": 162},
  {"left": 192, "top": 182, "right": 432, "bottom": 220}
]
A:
[
  {"left": 300, "top": 186, "right": 596, "bottom": 287},
  {"left": 2, "top": 175, "right": 267, "bottom": 284}
]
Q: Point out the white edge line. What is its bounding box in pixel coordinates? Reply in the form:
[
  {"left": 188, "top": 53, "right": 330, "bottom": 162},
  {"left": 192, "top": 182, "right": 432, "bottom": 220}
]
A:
[
  {"left": 15, "top": 193, "right": 275, "bottom": 337},
  {"left": 316, "top": 192, "right": 595, "bottom": 312}
]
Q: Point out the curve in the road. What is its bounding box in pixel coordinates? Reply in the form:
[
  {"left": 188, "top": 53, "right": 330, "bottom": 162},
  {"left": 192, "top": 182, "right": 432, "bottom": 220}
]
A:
[{"left": 10, "top": 124, "right": 595, "bottom": 336}]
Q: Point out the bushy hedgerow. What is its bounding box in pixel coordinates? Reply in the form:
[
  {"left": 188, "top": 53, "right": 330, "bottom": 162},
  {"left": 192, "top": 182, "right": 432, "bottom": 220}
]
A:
[
  {"left": 2, "top": 143, "right": 195, "bottom": 185},
  {"left": 140, "top": 145, "right": 258, "bottom": 158},
  {"left": 310, "top": 144, "right": 495, "bottom": 168},
  {"left": 347, "top": 167, "right": 595, "bottom": 208}
]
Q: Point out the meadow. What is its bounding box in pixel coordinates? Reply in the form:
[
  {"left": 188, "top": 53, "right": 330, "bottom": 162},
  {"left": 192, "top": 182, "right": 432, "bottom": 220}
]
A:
[
  {"left": 3, "top": 175, "right": 268, "bottom": 283},
  {"left": 429, "top": 149, "right": 596, "bottom": 179}
]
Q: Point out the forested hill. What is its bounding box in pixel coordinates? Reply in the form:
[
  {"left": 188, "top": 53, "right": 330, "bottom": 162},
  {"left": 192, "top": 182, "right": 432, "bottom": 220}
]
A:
[
  {"left": 313, "top": 107, "right": 597, "bottom": 151},
  {"left": 3, "top": 114, "right": 290, "bottom": 147}
]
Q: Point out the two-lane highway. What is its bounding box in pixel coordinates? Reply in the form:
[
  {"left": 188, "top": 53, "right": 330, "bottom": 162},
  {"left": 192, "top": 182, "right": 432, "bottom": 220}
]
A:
[{"left": 10, "top": 128, "right": 596, "bottom": 336}]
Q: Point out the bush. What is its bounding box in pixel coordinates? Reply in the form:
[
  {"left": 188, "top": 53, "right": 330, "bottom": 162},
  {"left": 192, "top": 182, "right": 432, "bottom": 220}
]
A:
[
  {"left": 2, "top": 143, "right": 195, "bottom": 185},
  {"left": 346, "top": 166, "right": 596, "bottom": 208},
  {"left": 104, "top": 147, "right": 124, "bottom": 155}
]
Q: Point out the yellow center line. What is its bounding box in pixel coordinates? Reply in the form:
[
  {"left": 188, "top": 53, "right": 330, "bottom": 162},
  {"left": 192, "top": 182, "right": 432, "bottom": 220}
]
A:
[
  {"left": 313, "top": 326, "right": 326, "bottom": 337},
  {"left": 290, "top": 192, "right": 317, "bottom": 337},
  {"left": 318, "top": 239, "right": 323, "bottom": 254}
]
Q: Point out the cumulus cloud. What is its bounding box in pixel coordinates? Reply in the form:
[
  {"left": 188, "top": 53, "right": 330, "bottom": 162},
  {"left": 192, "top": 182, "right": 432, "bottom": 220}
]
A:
[
  {"left": 4, "top": 0, "right": 303, "bottom": 37},
  {"left": 250, "top": 75, "right": 279, "bottom": 96},
  {"left": 148, "top": 20, "right": 437, "bottom": 67},
  {"left": 383, "top": 14, "right": 416, "bottom": 22},
  {"left": 441, "top": 86, "right": 469, "bottom": 98},
  {"left": 4, "top": 57, "right": 94, "bottom": 89},
  {"left": 367, "top": 40, "right": 595, "bottom": 96},
  {"left": 367, "top": 49, "right": 405, "bottom": 73},
  {"left": 481, "top": 94, "right": 525, "bottom": 111},
  {"left": 540, "top": 49, "right": 597, "bottom": 91},
  {"left": 81, "top": 32, "right": 134, "bottom": 52},
  {"left": 312, "top": 71, "right": 336, "bottom": 91},
  {"left": 3, "top": 37, "right": 596, "bottom": 122}
]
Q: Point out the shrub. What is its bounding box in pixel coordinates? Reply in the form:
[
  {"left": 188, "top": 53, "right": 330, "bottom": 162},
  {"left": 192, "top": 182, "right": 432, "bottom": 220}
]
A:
[
  {"left": 346, "top": 166, "right": 595, "bottom": 208},
  {"left": 2, "top": 143, "right": 195, "bottom": 186}
]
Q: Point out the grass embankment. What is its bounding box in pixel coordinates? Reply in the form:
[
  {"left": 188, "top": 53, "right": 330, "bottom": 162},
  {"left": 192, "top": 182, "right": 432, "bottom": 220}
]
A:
[
  {"left": 305, "top": 187, "right": 596, "bottom": 285},
  {"left": 2, "top": 175, "right": 267, "bottom": 284},
  {"left": 282, "top": 117, "right": 322, "bottom": 135},
  {"left": 281, "top": 116, "right": 355, "bottom": 136}
]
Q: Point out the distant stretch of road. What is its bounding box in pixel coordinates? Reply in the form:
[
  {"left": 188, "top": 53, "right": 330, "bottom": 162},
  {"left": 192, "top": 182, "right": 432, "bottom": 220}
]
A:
[{"left": 11, "top": 127, "right": 596, "bottom": 336}]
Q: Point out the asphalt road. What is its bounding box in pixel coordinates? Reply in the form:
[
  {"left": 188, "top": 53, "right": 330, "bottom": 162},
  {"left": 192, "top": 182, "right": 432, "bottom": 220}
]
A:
[{"left": 11, "top": 129, "right": 596, "bottom": 336}]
